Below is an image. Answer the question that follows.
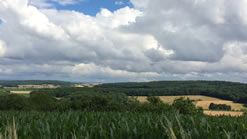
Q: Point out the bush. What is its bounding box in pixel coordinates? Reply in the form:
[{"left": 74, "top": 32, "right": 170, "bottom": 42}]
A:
[
  {"left": 55, "top": 99, "right": 71, "bottom": 111},
  {"left": 125, "top": 97, "right": 141, "bottom": 111},
  {"left": 70, "top": 93, "right": 128, "bottom": 111},
  {"left": 90, "top": 95, "right": 109, "bottom": 110},
  {"left": 172, "top": 97, "right": 203, "bottom": 115},
  {"left": 136, "top": 102, "right": 174, "bottom": 113},
  {"left": 70, "top": 94, "right": 109, "bottom": 111},
  {"left": 29, "top": 93, "right": 57, "bottom": 111},
  {"left": 0, "top": 94, "right": 29, "bottom": 110},
  {"left": 147, "top": 96, "right": 162, "bottom": 104},
  {"left": 125, "top": 97, "right": 174, "bottom": 113}
]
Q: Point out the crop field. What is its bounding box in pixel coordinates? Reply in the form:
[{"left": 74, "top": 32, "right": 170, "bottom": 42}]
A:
[
  {"left": 0, "top": 111, "right": 247, "bottom": 139},
  {"left": 10, "top": 91, "right": 31, "bottom": 94},
  {"left": 196, "top": 100, "right": 244, "bottom": 110},
  {"left": 134, "top": 95, "right": 246, "bottom": 116},
  {"left": 135, "top": 95, "right": 218, "bottom": 103},
  {"left": 0, "top": 88, "right": 33, "bottom": 96},
  {"left": 203, "top": 110, "right": 243, "bottom": 117}
]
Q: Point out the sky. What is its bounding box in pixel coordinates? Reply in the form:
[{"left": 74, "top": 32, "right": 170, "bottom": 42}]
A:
[{"left": 0, "top": 0, "right": 247, "bottom": 82}]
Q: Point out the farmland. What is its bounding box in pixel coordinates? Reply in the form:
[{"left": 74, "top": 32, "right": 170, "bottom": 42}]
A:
[
  {"left": 98, "top": 81, "right": 247, "bottom": 104},
  {"left": 0, "top": 80, "right": 247, "bottom": 138},
  {"left": 10, "top": 91, "right": 31, "bottom": 94},
  {"left": 203, "top": 110, "right": 243, "bottom": 117},
  {"left": 0, "top": 111, "right": 247, "bottom": 139},
  {"left": 134, "top": 95, "right": 246, "bottom": 116}
]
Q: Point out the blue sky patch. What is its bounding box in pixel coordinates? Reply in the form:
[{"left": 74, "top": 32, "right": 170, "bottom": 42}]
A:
[{"left": 48, "top": 0, "right": 133, "bottom": 16}]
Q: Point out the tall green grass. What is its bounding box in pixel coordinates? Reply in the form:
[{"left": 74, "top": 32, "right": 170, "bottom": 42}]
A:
[{"left": 0, "top": 112, "right": 246, "bottom": 139}]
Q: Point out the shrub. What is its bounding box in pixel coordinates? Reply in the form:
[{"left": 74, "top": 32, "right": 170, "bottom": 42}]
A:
[
  {"left": 147, "top": 96, "right": 162, "bottom": 104},
  {"left": 70, "top": 95, "right": 90, "bottom": 110},
  {"left": 70, "top": 93, "right": 128, "bottom": 111},
  {"left": 137, "top": 102, "right": 174, "bottom": 113},
  {"left": 125, "top": 97, "right": 141, "bottom": 111},
  {"left": 29, "top": 93, "right": 57, "bottom": 111},
  {"left": 55, "top": 99, "right": 71, "bottom": 111},
  {"left": 172, "top": 97, "right": 203, "bottom": 115},
  {"left": 0, "top": 94, "right": 29, "bottom": 110},
  {"left": 90, "top": 95, "right": 109, "bottom": 110}
]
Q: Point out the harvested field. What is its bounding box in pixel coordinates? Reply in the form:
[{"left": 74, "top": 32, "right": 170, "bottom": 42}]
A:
[
  {"left": 133, "top": 95, "right": 246, "bottom": 116},
  {"left": 135, "top": 95, "right": 220, "bottom": 104},
  {"left": 204, "top": 110, "right": 244, "bottom": 116},
  {"left": 196, "top": 100, "right": 243, "bottom": 111},
  {"left": 10, "top": 91, "right": 31, "bottom": 94}
]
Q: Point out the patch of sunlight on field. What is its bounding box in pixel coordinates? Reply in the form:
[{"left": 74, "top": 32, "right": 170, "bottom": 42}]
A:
[
  {"left": 133, "top": 95, "right": 246, "bottom": 116},
  {"left": 204, "top": 110, "right": 243, "bottom": 116},
  {"left": 10, "top": 91, "right": 31, "bottom": 94}
]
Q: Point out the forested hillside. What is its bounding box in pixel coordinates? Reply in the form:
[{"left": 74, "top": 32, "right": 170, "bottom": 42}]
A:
[
  {"left": 97, "top": 81, "right": 247, "bottom": 103},
  {"left": 16, "top": 80, "right": 247, "bottom": 104}
]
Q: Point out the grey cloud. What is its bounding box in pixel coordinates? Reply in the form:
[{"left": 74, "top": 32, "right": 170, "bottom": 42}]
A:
[{"left": 129, "top": 0, "right": 247, "bottom": 63}]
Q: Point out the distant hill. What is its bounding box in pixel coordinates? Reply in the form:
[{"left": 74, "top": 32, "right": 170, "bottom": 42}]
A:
[
  {"left": 0, "top": 80, "right": 73, "bottom": 87},
  {"left": 98, "top": 81, "right": 247, "bottom": 104}
]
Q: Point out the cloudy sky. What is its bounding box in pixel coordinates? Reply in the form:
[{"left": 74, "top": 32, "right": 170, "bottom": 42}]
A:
[{"left": 0, "top": 0, "right": 247, "bottom": 82}]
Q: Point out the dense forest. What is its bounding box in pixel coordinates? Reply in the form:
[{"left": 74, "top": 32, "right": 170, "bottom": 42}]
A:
[
  {"left": 1, "top": 80, "right": 247, "bottom": 104},
  {"left": 97, "top": 81, "right": 247, "bottom": 103}
]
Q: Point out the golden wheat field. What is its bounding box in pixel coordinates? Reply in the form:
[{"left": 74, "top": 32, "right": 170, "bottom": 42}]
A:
[
  {"left": 133, "top": 95, "right": 246, "bottom": 116},
  {"left": 10, "top": 91, "right": 31, "bottom": 94},
  {"left": 203, "top": 110, "right": 243, "bottom": 117}
]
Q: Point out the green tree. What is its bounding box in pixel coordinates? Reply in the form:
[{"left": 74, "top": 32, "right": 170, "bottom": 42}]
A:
[
  {"left": 172, "top": 97, "right": 202, "bottom": 115},
  {"left": 147, "top": 96, "right": 162, "bottom": 104},
  {"left": 0, "top": 94, "right": 29, "bottom": 110},
  {"left": 55, "top": 99, "right": 71, "bottom": 111},
  {"left": 29, "top": 93, "right": 57, "bottom": 111}
]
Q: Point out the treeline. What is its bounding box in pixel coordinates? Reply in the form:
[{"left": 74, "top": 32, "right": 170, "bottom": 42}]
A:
[
  {"left": 97, "top": 81, "right": 247, "bottom": 104},
  {"left": 32, "top": 87, "right": 98, "bottom": 97},
  {"left": 17, "top": 80, "right": 247, "bottom": 104},
  {"left": 0, "top": 93, "right": 202, "bottom": 115},
  {"left": 209, "top": 103, "right": 231, "bottom": 111},
  {"left": 0, "top": 80, "right": 73, "bottom": 87}
]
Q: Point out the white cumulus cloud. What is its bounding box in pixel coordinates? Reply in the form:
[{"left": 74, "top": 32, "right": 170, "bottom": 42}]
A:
[
  {"left": 0, "top": 40, "right": 6, "bottom": 57},
  {"left": 0, "top": 0, "right": 247, "bottom": 82}
]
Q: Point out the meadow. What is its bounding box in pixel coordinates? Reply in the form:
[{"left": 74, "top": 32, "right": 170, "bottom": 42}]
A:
[{"left": 0, "top": 111, "right": 247, "bottom": 139}]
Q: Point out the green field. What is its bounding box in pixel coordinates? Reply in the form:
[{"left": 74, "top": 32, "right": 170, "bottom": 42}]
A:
[
  {"left": 0, "top": 111, "right": 247, "bottom": 139},
  {"left": 1, "top": 80, "right": 247, "bottom": 138}
]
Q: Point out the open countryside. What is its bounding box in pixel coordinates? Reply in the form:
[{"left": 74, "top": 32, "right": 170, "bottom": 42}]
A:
[
  {"left": 2, "top": 0, "right": 247, "bottom": 138},
  {"left": 9, "top": 87, "right": 247, "bottom": 116},
  {"left": 135, "top": 95, "right": 246, "bottom": 116},
  {"left": 0, "top": 80, "right": 247, "bottom": 138},
  {"left": 10, "top": 87, "right": 246, "bottom": 116},
  {"left": 10, "top": 90, "right": 31, "bottom": 94}
]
